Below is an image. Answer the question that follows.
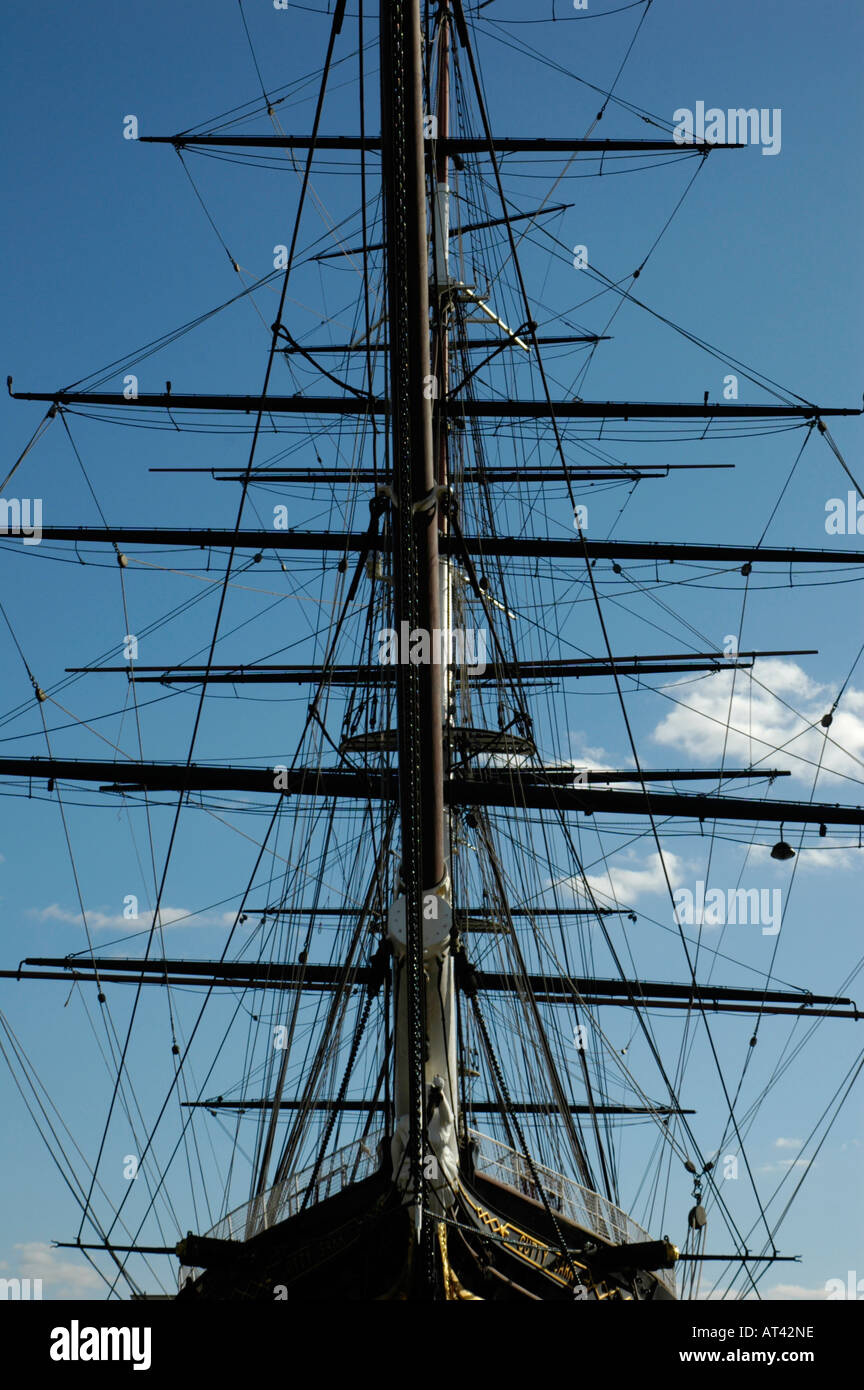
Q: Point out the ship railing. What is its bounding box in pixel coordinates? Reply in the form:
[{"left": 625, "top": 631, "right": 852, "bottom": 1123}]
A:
[
  {"left": 178, "top": 1126, "right": 674, "bottom": 1295},
  {"left": 177, "top": 1131, "right": 383, "bottom": 1289},
  {"left": 469, "top": 1129, "right": 676, "bottom": 1295}
]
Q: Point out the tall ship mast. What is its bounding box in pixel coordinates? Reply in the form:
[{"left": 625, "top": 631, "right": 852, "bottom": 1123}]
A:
[{"left": 2, "top": 0, "right": 862, "bottom": 1303}]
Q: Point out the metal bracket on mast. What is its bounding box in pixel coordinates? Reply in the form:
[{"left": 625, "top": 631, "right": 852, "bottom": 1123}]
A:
[{"left": 450, "top": 283, "right": 530, "bottom": 350}]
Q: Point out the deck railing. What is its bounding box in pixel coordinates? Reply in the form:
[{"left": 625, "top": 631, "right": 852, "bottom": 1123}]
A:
[
  {"left": 178, "top": 1131, "right": 383, "bottom": 1288},
  {"left": 469, "top": 1129, "right": 675, "bottom": 1295},
  {"left": 178, "top": 1127, "right": 675, "bottom": 1295},
  {"left": 471, "top": 1130, "right": 631, "bottom": 1242}
]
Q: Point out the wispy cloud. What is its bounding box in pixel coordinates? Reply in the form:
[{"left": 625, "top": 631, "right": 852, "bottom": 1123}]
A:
[
  {"left": 698, "top": 1279, "right": 832, "bottom": 1301},
  {"left": 761, "top": 1282, "right": 832, "bottom": 1301},
  {"left": 8, "top": 1242, "right": 103, "bottom": 1300},
  {"left": 652, "top": 660, "right": 864, "bottom": 791},
  {"left": 758, "top": 1157, "right": 810, "bottom": 1174},
  {"left": 565, "top": 850, "right": 686, "bottom": 908},
  {"left": 567, "top": 733, "right": 614, "bottom": 769},
  {"left": 774, "top": 1137, "right": 803, "bottom": 1151},
  {"left": 31, "top": 904, "right": 237, "bottom": 931}
]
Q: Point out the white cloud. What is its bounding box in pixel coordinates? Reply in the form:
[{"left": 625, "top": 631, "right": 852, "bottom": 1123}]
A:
[
  {"left": 31, "top": 904, "right": 237, "bottom": 931},
  {"left": 758, "top": 1157, "right": 810, "bottom": 1174},
  {"left": 9, "top": 1242, "right": 103, "bottom": 1300},
  {"left": 566, "top": 850, "right": 686, "bottom": 908},
  {"left": 761, "top": 1283, "right": 832, "bottom": 1301},
  {"left": 652, "top": 660, "right": 864, "bottom": 791},
  {"left": 793, "top": 845, "right": 862, "bottom": 870},
  {"left": 700, "top": 1280, "right": 833, "bottom": 1301},
  {"left": 568, "top": 733, "right": 613, "bottom": 768},
  {"left": 774, "top": 1137, "right": 802, "bottom": 1150}
]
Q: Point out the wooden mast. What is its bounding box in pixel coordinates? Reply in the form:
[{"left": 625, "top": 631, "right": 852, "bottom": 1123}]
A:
[{"left": 379, "top": 0, "right": 445, "bottom": 1282}]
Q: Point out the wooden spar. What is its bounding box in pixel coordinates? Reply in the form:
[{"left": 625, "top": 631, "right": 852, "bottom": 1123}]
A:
[
  {"left": 149, "top": 464, "right": 727, "bottom": 480},
  {"left": 138, "top": 135, "right": 745, "bottom": 153},
  {"left": 3, "top": 756, "right": 864, "bottom": 826},
  {"left": 4, "top": 962, "right": 859, "bottom": 1019},
  {"left": 10, "top": 526, "right": 864, "bottom": 565},
  {"left": 178, "top": 1101, "right": 697, "bottom": 1115},
  {"left": 309, "top": 204, "right": 576, "bottom": 261},
  {"left": 10, "top": 388, "right": 861, "bottom": 418},
  {"left": 80, "top": 667, "right": 803, "bottom": 683}
]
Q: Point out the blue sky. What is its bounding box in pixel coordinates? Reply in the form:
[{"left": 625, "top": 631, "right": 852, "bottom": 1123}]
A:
[{"left": 2, "top": 0, "right": 863, "bottom": 1300}]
